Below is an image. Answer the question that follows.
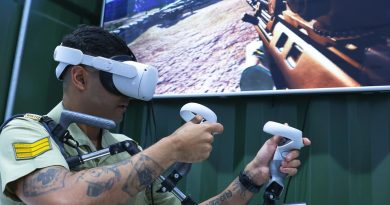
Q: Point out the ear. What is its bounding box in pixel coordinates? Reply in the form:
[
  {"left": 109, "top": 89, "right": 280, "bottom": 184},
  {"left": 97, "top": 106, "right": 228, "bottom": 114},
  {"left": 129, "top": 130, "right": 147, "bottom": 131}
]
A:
[{"left": 70, "top": 65, "right": 88, "bottom": 91}]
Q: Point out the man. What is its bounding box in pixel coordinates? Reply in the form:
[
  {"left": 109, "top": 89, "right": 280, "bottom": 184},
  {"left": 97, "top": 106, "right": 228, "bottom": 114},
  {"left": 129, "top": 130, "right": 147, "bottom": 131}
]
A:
[{"left": 0, "top": 25, "right": 310, "bottom": 205}]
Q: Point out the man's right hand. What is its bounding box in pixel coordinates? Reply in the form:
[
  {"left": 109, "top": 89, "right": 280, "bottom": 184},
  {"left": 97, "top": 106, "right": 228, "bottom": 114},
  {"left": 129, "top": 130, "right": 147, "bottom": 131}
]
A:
[{"left": 167, "top": 115, "right": 224, "bottom": 163}]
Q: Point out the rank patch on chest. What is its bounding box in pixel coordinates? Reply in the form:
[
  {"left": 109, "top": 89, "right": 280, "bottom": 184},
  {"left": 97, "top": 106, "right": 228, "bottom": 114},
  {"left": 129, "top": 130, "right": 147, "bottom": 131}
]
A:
[{"left": 13, "top": 137, "right": 52, "bottom": 160}]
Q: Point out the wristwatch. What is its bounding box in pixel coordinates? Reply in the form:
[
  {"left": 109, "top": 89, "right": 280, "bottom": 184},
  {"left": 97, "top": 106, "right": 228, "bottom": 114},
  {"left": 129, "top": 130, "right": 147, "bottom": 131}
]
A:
[{"left": 239, "top": 170, "right": 262, "bottom": 193}]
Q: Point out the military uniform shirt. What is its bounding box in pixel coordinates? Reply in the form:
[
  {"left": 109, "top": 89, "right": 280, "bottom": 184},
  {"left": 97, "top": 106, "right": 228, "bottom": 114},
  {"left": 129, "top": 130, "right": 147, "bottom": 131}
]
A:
[{"left": 0, "top": 102, "right": 181, "bottom": 205}]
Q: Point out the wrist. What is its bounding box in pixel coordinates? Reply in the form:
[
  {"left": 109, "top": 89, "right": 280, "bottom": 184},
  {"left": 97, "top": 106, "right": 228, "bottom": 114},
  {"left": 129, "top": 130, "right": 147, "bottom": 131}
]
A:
[
  {"left": 160, "top": 136, "right": 179, "bottom": 163},
  {"left": 244, "top": 161, "right": 268, "bottom": 186},
  {"left": 239, "top": 170, "right": 262, "bottom": 193}
]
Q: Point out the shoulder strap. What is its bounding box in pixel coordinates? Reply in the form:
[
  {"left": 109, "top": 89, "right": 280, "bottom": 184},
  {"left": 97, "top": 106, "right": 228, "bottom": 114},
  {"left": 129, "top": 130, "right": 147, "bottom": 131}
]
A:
[
  {"left": 38, "top": 116, "right": 69, "bottom": 157},
  {"left": 0, "top": 113, "right": 79, "bottom": 159}
]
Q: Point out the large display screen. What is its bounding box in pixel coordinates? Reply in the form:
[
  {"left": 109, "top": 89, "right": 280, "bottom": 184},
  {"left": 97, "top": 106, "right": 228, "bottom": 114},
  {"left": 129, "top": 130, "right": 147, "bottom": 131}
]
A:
[{"left": 102, "top": 0, "right": 390, "bottom": 97}]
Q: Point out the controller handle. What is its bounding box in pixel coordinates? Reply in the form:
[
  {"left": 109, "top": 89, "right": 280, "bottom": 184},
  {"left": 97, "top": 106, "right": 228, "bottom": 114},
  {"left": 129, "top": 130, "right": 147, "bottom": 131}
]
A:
[
  {"left": 177, "top": 102, "right": 217, "bottom": 176},
  {"left": 157, "top": 103, "right": 218, "bottom": 199},
  {"left": 263, "top": 121, "right": 303, "bottom": 201},
  {"left": 177, "top": 103, "right": 217, "bottom": 176}
]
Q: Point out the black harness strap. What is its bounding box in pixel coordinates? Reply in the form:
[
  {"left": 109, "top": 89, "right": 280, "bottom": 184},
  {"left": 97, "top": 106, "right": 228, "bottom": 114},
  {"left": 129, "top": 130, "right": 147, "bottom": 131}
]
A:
[
  {"left": 39, "top": 116, "right": 69, "bottom": 157},
  {"left": 39, "top": 116, "right": 84, "bottom": 156}
]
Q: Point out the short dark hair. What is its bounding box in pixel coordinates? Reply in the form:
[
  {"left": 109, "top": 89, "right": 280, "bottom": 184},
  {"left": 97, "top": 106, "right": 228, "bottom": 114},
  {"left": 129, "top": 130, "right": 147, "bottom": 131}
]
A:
[
  {"left": 61, "top": 25, "right": 135, "bottom": 59},
  {"left": 60, "top": 25, "right": 136, "bottom": 91}
]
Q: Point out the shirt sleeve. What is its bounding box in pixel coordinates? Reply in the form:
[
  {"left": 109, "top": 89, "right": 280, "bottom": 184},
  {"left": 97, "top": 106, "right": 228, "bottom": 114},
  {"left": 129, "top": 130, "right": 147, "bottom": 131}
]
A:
[{"left": 0, "top": 117, "right": 69, "bottom": 199}]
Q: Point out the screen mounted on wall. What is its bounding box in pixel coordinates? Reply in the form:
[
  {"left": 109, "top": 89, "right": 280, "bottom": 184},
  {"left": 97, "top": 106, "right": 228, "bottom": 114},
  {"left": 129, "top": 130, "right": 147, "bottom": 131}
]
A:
[{"left": 102, "top": 0, "right": 390, "bottom": 97}]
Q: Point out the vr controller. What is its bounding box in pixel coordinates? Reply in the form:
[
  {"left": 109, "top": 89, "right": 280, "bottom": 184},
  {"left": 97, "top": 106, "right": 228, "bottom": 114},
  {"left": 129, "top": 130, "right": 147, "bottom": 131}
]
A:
[
  {"left": 53, "top": 45, "right": 158, "bottom": 101},
  {"left": 154, "top": 103, "right": 217, "bottom": 202},
  {"left": 262, "top": 121, "right": 304, "bottom": 203}
]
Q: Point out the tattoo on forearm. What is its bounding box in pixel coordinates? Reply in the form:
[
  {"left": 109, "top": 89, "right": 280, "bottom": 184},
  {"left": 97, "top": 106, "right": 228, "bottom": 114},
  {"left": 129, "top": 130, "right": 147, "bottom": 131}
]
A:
[
  {"left": 135, "top": 155, "right": 155, "bottom": 187},
  {"left": 23, "top": 167, "right": 67, "bottom": 197},
  {"left": 207, "top": 190, "right": 233, "bottom": 205},
  {"left": 76, "top": 166, "right": 121, "bottom": 197},
  {"left": 232, "top": 178, "right": 248, "bottom": 198},
  {"left": 122, "top": 154, "right": 163, "bottom": 196},
  {"left": 86, "top": 179, "right": 115, "bottom": 197}
]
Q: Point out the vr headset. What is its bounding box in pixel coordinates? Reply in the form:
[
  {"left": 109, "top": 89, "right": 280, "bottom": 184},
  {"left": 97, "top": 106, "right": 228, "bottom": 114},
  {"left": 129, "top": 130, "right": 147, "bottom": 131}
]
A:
[{"left": 53, "top": 45, "right": 158, "bottom": 101}]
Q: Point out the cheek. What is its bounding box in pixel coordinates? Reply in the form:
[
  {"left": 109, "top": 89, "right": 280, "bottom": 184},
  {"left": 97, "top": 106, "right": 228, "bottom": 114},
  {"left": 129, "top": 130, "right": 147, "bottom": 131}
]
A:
[
  {"left": 88, "top": 76, "right": 123, "bottom": 111},
  {"left": 97, "top": 91, "right": 117, "bottom": 108},
  {"left": 88, "top": 81, "right": 111, "bottom": 105}
]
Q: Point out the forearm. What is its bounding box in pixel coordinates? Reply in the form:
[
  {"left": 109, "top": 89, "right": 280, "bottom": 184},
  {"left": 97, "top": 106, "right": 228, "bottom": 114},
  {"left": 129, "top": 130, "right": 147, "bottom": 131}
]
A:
[
  {"left": 16, "top": 137, "right": 176, "bottom": 205},
  {"left": 200, "top": 161, "right": 268, "bottom": 205},
  {"left": 199, "top": 177, "right": 254, "bottom": 205}
]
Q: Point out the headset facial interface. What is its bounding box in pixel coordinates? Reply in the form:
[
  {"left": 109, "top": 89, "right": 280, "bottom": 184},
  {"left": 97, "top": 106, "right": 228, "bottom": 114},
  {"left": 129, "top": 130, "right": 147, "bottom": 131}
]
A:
[{"left": 53, "top": 45, "right": 158, "bottom": 101}]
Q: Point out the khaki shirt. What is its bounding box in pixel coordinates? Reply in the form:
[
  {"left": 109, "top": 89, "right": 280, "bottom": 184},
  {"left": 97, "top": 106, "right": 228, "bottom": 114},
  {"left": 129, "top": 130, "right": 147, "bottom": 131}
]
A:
[{"left": 0, "top": 102, "right": 180, "bottom": 205}]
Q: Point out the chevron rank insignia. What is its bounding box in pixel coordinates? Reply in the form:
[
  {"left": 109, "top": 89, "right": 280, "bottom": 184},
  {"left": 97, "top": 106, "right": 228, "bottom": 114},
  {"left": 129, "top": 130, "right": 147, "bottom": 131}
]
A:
[{"left": 13, "top": 137, "right": 52, "bottom": 160}]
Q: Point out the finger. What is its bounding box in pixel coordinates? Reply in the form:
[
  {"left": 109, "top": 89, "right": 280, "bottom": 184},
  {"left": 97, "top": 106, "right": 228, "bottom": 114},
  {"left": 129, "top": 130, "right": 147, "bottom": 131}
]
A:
[
  {"left": 268, "top": 135, "right": 282, "bottom": 146},
  {"left": 285, "top": 150, "right": 300, "bottom": 161},
  {"left": 204, "top": 134, "right": 214, "bottom": 144},
  {"left": 303, "top": 137, "right": 311, "bottom": 146},
  {"left": 280, "top": 167, "right": 298, "bottom": 176},
  {"left": 190, "top": 115, "right": 204, "bottom": 124},
  {"left": 281, "top": 159, "right": 301, "bottom": 168},
  {"left": 205, "top": 123, "right": 224, "bottom": 134},
  {"left": 200, "top": 144, "right": 213, "bottom": 160}
]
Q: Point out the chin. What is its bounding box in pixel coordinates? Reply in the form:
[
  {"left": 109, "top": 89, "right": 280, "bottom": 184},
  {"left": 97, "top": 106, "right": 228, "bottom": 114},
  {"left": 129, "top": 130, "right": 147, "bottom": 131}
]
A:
[{"left": 112, "top": 116, "right": 123, "bottom": 124}]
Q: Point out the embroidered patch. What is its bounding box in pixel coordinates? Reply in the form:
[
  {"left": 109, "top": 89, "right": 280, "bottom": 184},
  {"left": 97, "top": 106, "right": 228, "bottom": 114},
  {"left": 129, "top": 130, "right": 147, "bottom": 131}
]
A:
[
  {"left": 13, "top": 137, "right": 52, "bottom": 160},
  {"left": 23, "top": 113, "right": 42, "bottom": 121}
]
